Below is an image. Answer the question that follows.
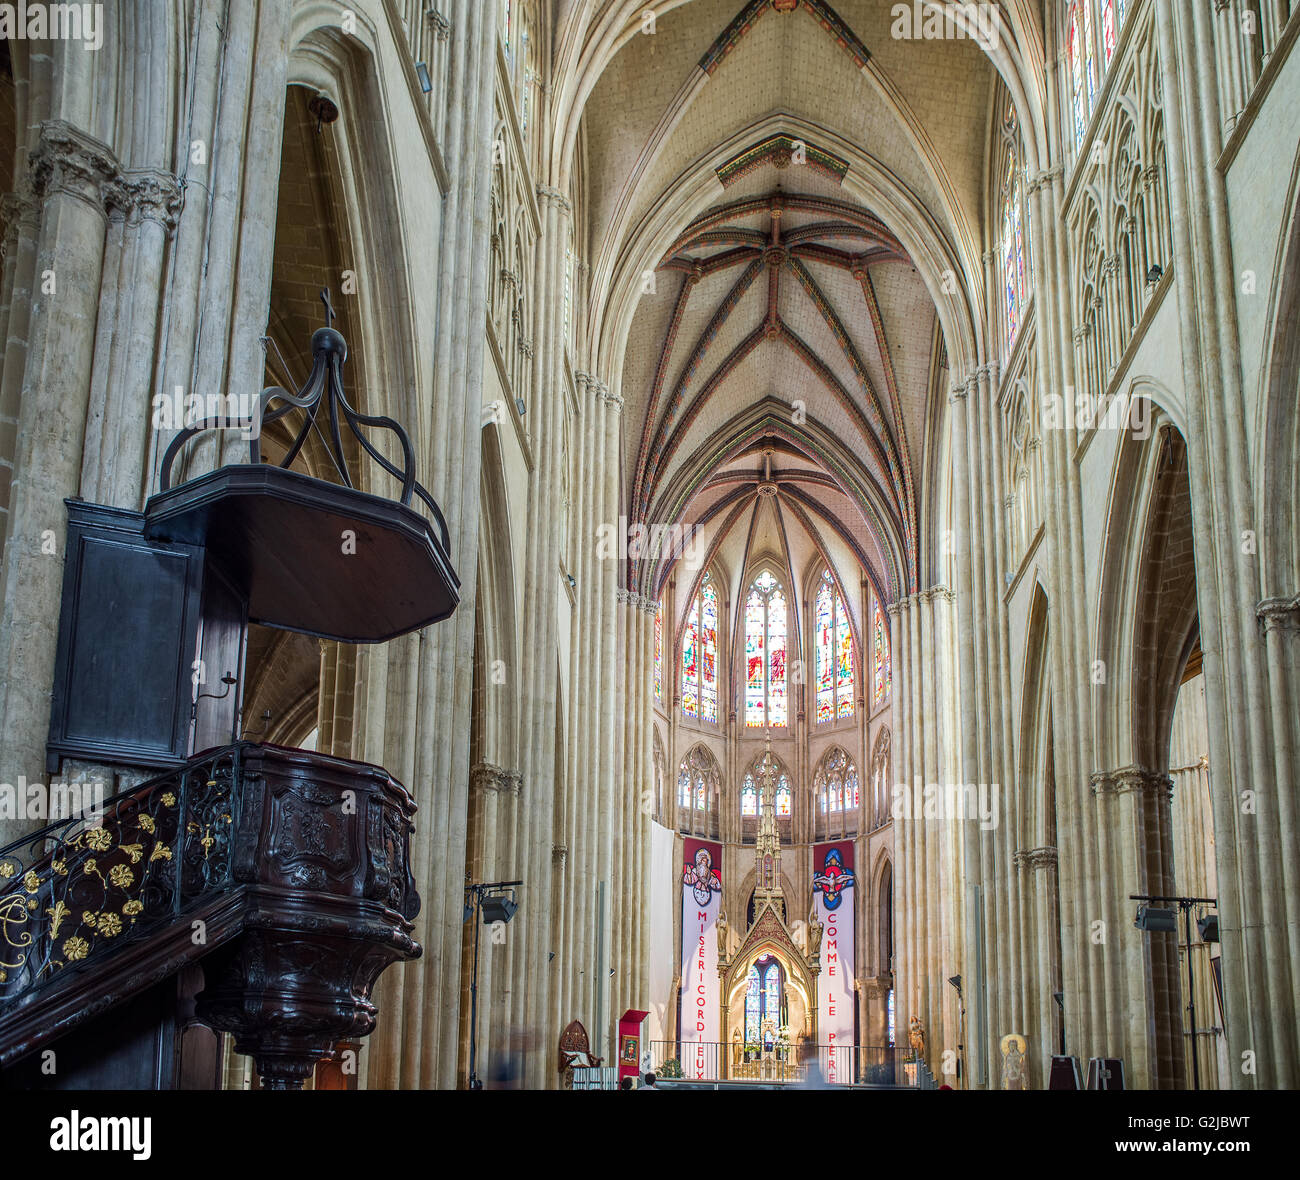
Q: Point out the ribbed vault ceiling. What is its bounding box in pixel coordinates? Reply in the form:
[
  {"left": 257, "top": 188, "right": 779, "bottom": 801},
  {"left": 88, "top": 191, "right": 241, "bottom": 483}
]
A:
[{"left": 585, "top": 0, "right": 997, "bottom": 616}]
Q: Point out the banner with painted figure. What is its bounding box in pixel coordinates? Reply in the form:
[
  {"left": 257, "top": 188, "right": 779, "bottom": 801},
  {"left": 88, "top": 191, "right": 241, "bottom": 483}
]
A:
[
  {"left": 812, "top": 841, "right": 856, "bottom": 1083},
  {"left": 680, "top": 838, "right": 722, "bottom": 1079}
]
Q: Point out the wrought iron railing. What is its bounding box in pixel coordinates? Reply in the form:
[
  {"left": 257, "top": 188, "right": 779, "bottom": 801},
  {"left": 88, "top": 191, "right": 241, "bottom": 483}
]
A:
[
  {"left": 649, "top": 1040, "right": 899, "bottom": 1086},
  {"left": 0, "top": 747, "right": 241, "bottom": 1009}
]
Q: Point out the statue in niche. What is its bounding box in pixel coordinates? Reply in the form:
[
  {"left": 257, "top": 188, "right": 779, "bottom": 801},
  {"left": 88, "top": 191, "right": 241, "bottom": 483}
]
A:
[
  {"left": 716, "top": 907, "right": 729, "bottom": 959},
  {"left": 806, "top": 907, "right": 823, "bottom": 959},
  {"left": 1000, "top": 1033, "right": 1028, "bottom": 1091},
  {"left": 909, "top": 1015, "right": 926, "bottom": 1059}
]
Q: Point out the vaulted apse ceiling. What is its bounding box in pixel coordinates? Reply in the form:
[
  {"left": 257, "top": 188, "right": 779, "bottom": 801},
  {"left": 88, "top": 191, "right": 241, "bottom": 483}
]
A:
[{"left": 581, "top": 0, "right": 996, "bottom": 614}]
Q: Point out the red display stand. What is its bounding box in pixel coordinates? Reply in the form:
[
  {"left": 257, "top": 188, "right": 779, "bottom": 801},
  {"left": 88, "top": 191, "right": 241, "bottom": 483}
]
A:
[{"left": 618, "top": 1009, "right": 649, "bottom": 1083}]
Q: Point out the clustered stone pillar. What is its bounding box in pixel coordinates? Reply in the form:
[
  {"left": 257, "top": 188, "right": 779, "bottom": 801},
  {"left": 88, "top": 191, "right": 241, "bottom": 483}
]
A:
[
  {"left": 616, "top": 587, "right": 657, "bottom": 1035},
  {"left": 1152, "top": 0, "right": 1299, "bottom": 1087},
  {"left": 0, "top": 121, "right": 122, "bottom": 847},
  {"left": 360, "top": 0, "right": 497, "bottom": 1091},
  {"left": 889, "top": 586, "right": 959, "bottom": 1083}
]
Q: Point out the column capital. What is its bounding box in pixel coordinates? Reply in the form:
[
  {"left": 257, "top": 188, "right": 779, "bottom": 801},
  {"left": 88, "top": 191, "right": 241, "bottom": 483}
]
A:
[
  {"left": 0, "top": 188, "right": 39, "bottom": 260},
  {"left": 552, "top": 843, "right": 568, "bottom": 866},
  {"left": 616, "top": 588, "right": 658, "bottom": 614},
  {"left": 1258, "top": 593, "right": 1300, "bottom": 634},
  {"left": 1027, "top": 165, "right": 1062, "bottom": 194},
  {"left": 1091, "top": 765, "right": 1173, "bottom": 800},
  {"left": 1014, "top": 845, "right": 1058, "bottom": 870},
  {"left": 29, "top": 119, "right": 122, "bottom": 217},
  {"left": 427, "top": 8, "right": 451, "bottom": 40},
  {"left": 948, "top": 374, "right": 974, "bottom": 403},
  {"left": 121, "top": 169, "right": 184, "bottom": 232},
  {"left": 470, "top": 762, "right": 522, "bottom": 796},
  {"left": 535, "top": 184, "right": 572, "bottom": 212}
]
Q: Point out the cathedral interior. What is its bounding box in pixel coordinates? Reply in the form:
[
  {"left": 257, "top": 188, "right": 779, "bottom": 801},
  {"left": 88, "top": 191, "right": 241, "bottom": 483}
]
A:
[{"left": 0, "top": 0, "right": 1298, "bottom": 1103}]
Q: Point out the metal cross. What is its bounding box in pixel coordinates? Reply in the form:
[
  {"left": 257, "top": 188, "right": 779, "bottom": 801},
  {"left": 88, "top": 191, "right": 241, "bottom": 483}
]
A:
[{"left": 320, "top": 287, "right": 336, "bottom": 329}]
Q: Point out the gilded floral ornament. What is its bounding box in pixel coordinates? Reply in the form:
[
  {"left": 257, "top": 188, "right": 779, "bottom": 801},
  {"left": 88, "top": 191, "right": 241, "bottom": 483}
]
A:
[
  {"left": 22, "top": 870, "right": 39, "bottom": 893},
  {"left": 121, "top": 843, "right": 144, "bottom": 864},
  {"left": 62, "top": 936, "right": 89, "bottom": 961},
  {"left": 150, "top": 844, "right": 172, "bottom": 863},
  {"left": 0, "top": 861, "right": 15, "bottom": 878},
  {"left": 140, "top": 815, "right": 155, "bottom": 834},
  {"left": 122, "top": 900, "right": 143, "bottom": 918},
  {"left": 108, "top": 864, "right": 134, "bottom": 888},
  {"left": 46, "top": 901, "right": 70, "bottom": 937},
  {"left": 161, "top": 792, "right": 176, "bottom": 807},
  {"left": 85, "top": 828, "right": 112, "bottom": 852},
  {"left": 98, "top": 913, "right": 122, "bottom": 937}
]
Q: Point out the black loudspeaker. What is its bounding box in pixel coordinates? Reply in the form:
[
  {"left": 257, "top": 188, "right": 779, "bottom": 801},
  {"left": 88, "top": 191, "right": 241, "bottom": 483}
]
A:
[
  {"left": 1087, "top": 1057, "right": 1126, "bottom": 1090},
  {"left": 1048, "top": 1055, "right": 1083, "bottom": 1090}
]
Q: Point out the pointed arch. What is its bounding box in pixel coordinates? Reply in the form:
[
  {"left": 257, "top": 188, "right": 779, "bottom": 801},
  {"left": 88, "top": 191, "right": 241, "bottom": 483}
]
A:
[{"left": 676, "top": 743, "right": 722, "bottom": 839}]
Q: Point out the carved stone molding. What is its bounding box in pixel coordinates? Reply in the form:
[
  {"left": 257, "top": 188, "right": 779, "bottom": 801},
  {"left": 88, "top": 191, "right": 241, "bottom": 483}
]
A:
[
  {"left": 1258, "top": 594, "right": 1300, "bottom": 634},
  {"left": 119, "top": 169, "right": 184, "bottom": 232},
  {"left": 617, "top": 588, "right": 658, "bottom": 614},
  {"left": 1014, "top": 846, "right": 1058, "bottom": 871},
  {"left": 1091, "top": 765, "right": 1174, "bottom": 801},
  {"left": 1026, "top": 165, "right": 1062, "bottom": 195},
  {"left": 535, "top": 184, "right": 572, "bottom": 212},
  {"left": 948, "top": 374, "right": 974, "bottom": 403},
  {"left": 470, "top": 762, "right": 522, "bottom": 797},
  {"left": 0, "top": 188, "right": 38, "bottom": 259},
  {"left": 427, "top": 8, "right": 451, "bottom": 40},
  {"left": 552, "top": 843, "right": 567, "bottom": 867},
  {"left": 29, "top": 119, "right": 122, "bottom": 218}
]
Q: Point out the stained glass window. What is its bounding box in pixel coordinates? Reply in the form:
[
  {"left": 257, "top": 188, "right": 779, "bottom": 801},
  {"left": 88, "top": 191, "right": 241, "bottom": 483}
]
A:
[
  {"left": 1066, "top": 2, "right": 1129, "bottom": 147},
  {"left": 744, "top": 955, "right": 784, "bottom": 1046},
  {"left": 681, "top": 573, "right": 718, "bottom": 723},
  {"left": 873, "top": 600, "right": 891, "bottom": 705},
  {"left": 776, "top": 776, "right": 792, "bottom": 817},
  {"left": 741, "top": 776, "right": 758, "bottom": 816},
  {"left": 744, "top": 571, "right": 788, "bottom": 727},
  {"left": 678, "top": 748, "right": 718, "bottom": 818},
  {"left": 654, "top": 601, "right": 663, "bottom": 704},
  {"left": 701, "top": 578, "right": 718, "bottom": 723},
  {"left": 1067, "top": 4, "right": 1086, "bottom": 145},
  {"left": 1082, "top": 0, "right": 1097, "bottom": 110},
  {"left": 815, "top": 570, "right": 855, "bottom": 723},
  {"left": 816, "top": 748, "right": 858, "bottom": 816},
  {"left": 1000, "top": 116, "right": 1030, "bottom": 352}
]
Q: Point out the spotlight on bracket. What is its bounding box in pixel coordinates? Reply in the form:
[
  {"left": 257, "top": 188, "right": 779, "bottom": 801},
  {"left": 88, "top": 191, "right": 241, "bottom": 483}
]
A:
[
  {"left": 1134, "top": 904, "right": 1177, "bottom": 933},
  {"left": 480, "top": 893, "right": 518, "bottom": 925},
  {"left": 1197, "top": 914, "right": 1220, "bottom": 943}
]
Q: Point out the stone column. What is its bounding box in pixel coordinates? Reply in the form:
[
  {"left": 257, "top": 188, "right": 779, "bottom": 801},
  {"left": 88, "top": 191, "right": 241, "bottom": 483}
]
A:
[
  {"left": 363, "top": 0, "right": 497, "bottom": 1091},
  {"left": 1154, "top": 0, "right": 1298, "bottom": 1086},
  {"left": 0, "top": 121, "right": 121, "bottom": 845},
  {"left": 0, "top": 189, "right": 40, "bottom": 573},
  {"left": 80, "top": 170, "right": 183, "bottom": 509}
]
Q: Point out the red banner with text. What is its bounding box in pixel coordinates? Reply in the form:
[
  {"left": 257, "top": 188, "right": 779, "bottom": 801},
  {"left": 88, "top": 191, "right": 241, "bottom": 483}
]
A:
[
  {"left": 812, "top": 841, "right": 856, "bottom": 1083},
  {"left": 679, "top": 838, "right": 723, "bottom": 1079}
]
